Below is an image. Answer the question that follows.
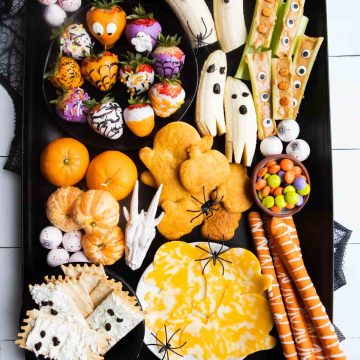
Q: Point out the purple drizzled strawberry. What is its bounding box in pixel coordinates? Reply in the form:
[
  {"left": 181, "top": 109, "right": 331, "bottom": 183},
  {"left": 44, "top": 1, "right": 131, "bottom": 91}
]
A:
[
  {"left": 50, "top": 87, "right": 90, "bottom": 123},
  {"left": 125, "top": 4, "right": 162, "bottom": 52},
  {"left": 151, "top": 33, "right": 185, "bottom": 78}
]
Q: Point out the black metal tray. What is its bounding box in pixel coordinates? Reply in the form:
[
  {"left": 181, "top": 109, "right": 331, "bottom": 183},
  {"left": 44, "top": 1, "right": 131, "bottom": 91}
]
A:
[{"left": 21, "top": 1, "right": 333, "bottom": 359}]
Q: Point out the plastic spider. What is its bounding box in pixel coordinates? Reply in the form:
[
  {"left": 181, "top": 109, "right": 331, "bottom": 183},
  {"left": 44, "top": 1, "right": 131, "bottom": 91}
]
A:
[
  {"left": 147, "top": 325, "right": 187, "bottom": 360},
  {"left": 187, "top": 17, "right": 214, "bottom": 51},
  {"left": 195, "top": 240, "right": 232, "bottom": 276},
  {"left": 187, "top": 187, "right": 224, "bottom": 223}
]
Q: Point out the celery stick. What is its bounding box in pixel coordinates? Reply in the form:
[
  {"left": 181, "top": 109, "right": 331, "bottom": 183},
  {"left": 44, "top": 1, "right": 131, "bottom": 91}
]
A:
[{"left": 292, "top": 16, "right": 309, "bottom": 57}]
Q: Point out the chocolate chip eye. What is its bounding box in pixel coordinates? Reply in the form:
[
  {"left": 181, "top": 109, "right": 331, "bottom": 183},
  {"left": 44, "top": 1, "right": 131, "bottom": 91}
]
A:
[
  {"left": 220, "top": 66, "right": 226, "bottom": 74},
  {"left": 257, "top": 72, "right": 266, "bottom": 81},
  {"left": 282, "top": 37, "right": 290, "bottom": 46},
  {"left": 287, "top": 18, "right": 295, "bottom": 28},
  {"left": 92, "top": 22, "right": 104, "bottom": 36},
  {"left": 105, "top": 323, "right": 112, "bottom": 331},
  {"left": 263, "top": 118, "right": 273, "bottom": 128},
  {"left": 296, "top": 66, "right": 307, "bottom": 76},
  {"left": 292, "top": 98, "right": 298, "bottom": 108},
  {"left": 107, "top": 309, "right": 115, "bottom": 316},
  {"left": 50, "top": 309, "right": 58, "bottom": 316},
  {"left": 117, "top": 318, "right": 123, "bottom": 323},
  {"left": 239, "top": 105, "right": 248, "bottom": 115},
  {"left": 48, "top": 301, "right": 54, "bottom": 306},
  {"left": 41, "top": 301, "right": 48, "bottom": 306},
  {"left": 293, "top": 80, "right": 301, "bottom": 89},
  {"left": 242, "top": 92, "right": 249, "bottom": 97},
  {"left": 207, "top": 64, "right": 215, "bottom": 73},
  {"left": 291, "top": 2, "right": 300, "bottom": 12},
  {"left": 40, "top": 331, "right": 46, "bottom": 338},
  {"left": 231, "top": 94, "right": 237, "bottom": 99},
  {"left": 213, "top": 83, "right": 221, "bottom": 94},
  {"left": 35, "top": 342, "right": 42, "bottom": 351},
  {"left": 302, "top": 49, "right": 311, "bottom": 58},
  {"left": 261, "top": 92, "right": 269, "bottom": 102},
  {"left": 52, "top": 337, "right": 60, "bottom": 346}
]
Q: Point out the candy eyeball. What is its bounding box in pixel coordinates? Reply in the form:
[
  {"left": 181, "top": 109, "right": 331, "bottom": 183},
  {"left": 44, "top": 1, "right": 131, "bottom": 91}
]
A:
[
  {"left": 92, "top": 22, "right": 104, "bottom": 36},
  {"left": 286, "top": 139, "right": 311, "bottom": 162},
  {"left": 293, "top": 80, "right": 301, "bottom": 90},
  {"left": 277, "top": 119, "right": 300, "bottom": 142},
  {"left": 263, "top": 118, "right": 273, "bottom": 128},
  {"left": 260, "top": 136, "right": 283, "bottom": 157},
  {"left": 302, "top": 49, "right": 311, "bottom": 58},
  {"left": 62, "top": 231, "right": 82, "bottom": 252},
  {"left": 39, "top": 226, "right": 63, "bottom": 250},
  {"left": 47, "top": 248, "right": 70, "bottom": 267},
  {"left": 291, "top": 2, "right": 300, "bottom": 12},
  {"left": 69, "top": 251, "right": 91, "bottom": 263},
  {"left": 44, "top": 4, "right": 67, "bottom": 27},
  {"left": 292, "top": 98, "right": 298, "bottom": 108},
  {"left": 261, "top": 92, "right": 269, "bottom": 102},
  {"left": 287, "top": 18, "right": 295, "bottom": 28},
  {"left": 257, "top": 72, "right": 266, "bottom": 81},
  {"left": 296, "top": 66, "right": 307, "bottom": 76},
  {"left": 106, "top": 22, "right": 117, "bottom": 36},
  {"left": 282, "top": 37, "right": 290, "bottom": 46}
]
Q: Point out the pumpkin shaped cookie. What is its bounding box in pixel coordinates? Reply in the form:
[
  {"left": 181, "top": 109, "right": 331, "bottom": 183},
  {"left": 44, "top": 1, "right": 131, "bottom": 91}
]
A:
[
  {"left": 46, "top": 186, "right": 83, "bottom": 232},
  {"left": 179, "top": 135, "right": 231, "bottom": 194},
  {"left": 72, "top": 190, "right": 120, "bottom": 235},
  {"left": 82, "top": 226, "right": 125, "bottom": 265}
]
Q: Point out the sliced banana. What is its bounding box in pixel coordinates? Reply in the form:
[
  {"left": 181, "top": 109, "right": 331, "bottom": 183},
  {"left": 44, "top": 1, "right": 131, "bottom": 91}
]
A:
[
  {"left": 213, "top": 0, "right": 247, "bottom": 53},
  {"left": 225, "top": 77, "right": 257, "bottom": 166},
  {"left": 163, "top": 0, "right": 217, "bottom": 48},
  {"left": 195, "top": 50, "right": 227, "bottom": 137}
]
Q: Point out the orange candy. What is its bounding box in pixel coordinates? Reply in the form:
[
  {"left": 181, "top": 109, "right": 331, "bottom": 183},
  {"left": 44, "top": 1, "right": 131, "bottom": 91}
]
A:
[
  {"left": 273, "top": 187, "right": 284, "bottom": 196},
  {"left": 269, "top": 165, "right": 281, "bottom": 174},
  {"left": 284, "top": 171, "right": 295, "bottom": 184},
  {"left": 271, "top": 205, "right": 282, "bottom": 213},
  {"left": 280, "top": 158, "right": 294, "bottom": 171},
  {"left": 286, "top": 204, "right": 295, "bottom": 210},
  {"left": 256, "top": 179, "right": 267, "bottom": 191},
  {"left": 293, "top": 166, "right": 302, "bottom": 175},
  {"left": 258, "top": 167, "right": 268, "bottom": 177},
  {"left": 266, "top": 160, "right": 278, "bottom": 168},
  {"left": 261, "top": 186, "right": 271, "bottom": 197}
]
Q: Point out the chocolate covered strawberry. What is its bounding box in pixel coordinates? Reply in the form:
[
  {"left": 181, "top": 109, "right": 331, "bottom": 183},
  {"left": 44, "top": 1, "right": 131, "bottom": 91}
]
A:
[
  {"left": 151, "top": 33, "right": 185, "bottom": 78},
  {"left": 124, "top": 97, "right": 155, "bottom": 137},
  {"left": 125, "top": 4, "right": 162, "bottom": 53},
  {"left": 148, "top": 76, "right": 185, "bottom": 118},
  {"left": 51, "top": 87, "right": 90, "bottom": 123},
  {"left": 119, "top": 52, "right": 155, "bottom": 96},
  {"left": 44, "top": 55, "right": 84, "bottom": 89}
]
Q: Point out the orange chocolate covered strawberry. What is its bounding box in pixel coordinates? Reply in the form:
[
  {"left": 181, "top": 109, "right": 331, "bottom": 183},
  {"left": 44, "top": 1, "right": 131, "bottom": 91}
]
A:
[
  {"left": 86, "top": 0, "right": 126, "bottom": 49},
  {"left": 81, "top": 50, "right": 119, "bottom": 91},
  {"left": 44, "top": 55, "right": 84, "bottom": 90}
]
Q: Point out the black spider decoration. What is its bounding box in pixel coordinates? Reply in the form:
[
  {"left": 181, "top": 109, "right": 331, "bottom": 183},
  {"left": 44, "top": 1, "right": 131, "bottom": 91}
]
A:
[
  {"left": 187, "top": 187, "right": 224, "bottom": 222},
  {"left": 187, "top": 17, "right": 214, "bottom": 52},
  {"left": 195, "top": 240, "right": 232, "bottom": 276},
  {"left": 147, "top": 325, "right": 187, "bottom": 360}
]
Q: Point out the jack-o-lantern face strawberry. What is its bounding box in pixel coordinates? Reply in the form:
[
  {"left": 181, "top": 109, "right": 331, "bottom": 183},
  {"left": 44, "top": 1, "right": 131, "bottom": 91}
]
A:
[{"left": 86, "top": 0, "right": 126, "bottom": 49}]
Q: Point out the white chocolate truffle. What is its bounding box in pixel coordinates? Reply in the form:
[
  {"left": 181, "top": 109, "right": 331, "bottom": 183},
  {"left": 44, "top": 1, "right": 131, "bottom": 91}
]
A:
[
  {"left": 39, "top": 226, "right": 63, "bottom": 250},
  {"left": 47, "top": 248, "right": 70, "bottom": 267},
  {"left": 286, "top": 139, "right": 310, "bottom": 162},
  {"left": 69, "top": 251, "right": 91, "bottom": 263},
  {"left": 277, "top": 119, "right": 300, "bottom": 142},
  {"left": 44, "top": 4, "right": 67, "bottom": 27},
  {"left": 58, "top": 0, "right": 82, "bottom": 12},
  {"left": 260, "top": 136, "right": 283, "bottom": 157},
  {"left": 62, "top": 231, "right": 82, "bottom": 252}
]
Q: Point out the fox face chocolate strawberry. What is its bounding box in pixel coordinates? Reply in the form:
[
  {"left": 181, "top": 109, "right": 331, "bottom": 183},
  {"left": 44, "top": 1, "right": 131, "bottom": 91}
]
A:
[
  {"left": 86, "top": 0, "right": 126, "bottom": 49},
  {"left": 85, "top": 95, "right": 123, "bottom": 139},
  {"left": 81, "top": 50, "right": 119, "bottom": 91},
  {"left": 60, "top": 24, "right": 91, "bottom": 60},
  {"left": 119, "top": 52, "right": 155, "bottom": 96},
  {"left": 125, "top": 4, "right": 162, "bottom": 52},
  {"left": 124, "top": 97, "right": 155, "bottom": 137},
  {"left": 151, "top": 33, "right": 185, "bottom": 78},
  {"left": 51, "top": 87, "right": 90, "bottom": 123},
  {"left": 148, "top": 76, "right": 185, "bottom": 118},
  {"left": 44, "top": 55, "right": 84, "bottom": 90}
]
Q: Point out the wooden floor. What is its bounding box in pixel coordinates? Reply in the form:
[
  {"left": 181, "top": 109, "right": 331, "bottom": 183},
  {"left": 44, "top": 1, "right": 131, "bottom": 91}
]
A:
[{"left": 1, "top": 0, "right": 359, "bottom": 358}]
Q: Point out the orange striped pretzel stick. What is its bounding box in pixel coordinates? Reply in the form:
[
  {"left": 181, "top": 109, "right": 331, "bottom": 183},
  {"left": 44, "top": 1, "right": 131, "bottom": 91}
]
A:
[
  {"left": 270, "top": 217, "right": 347, "bottom": 360},
  {"left": 263, "top": 219, "right": 316, "bottom": 360},
  {"left": 248, "top": 212, "right": 298, "bottom": 360},
  {"left": 281, "top": 216, "right": 326, "bottom": 359}
]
